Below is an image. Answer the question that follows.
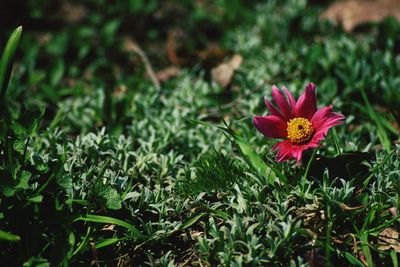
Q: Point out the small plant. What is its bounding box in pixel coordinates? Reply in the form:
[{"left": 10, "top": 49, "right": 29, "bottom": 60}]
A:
[{"left": 178, "top": 148, "right": 247, "bottom": 195}]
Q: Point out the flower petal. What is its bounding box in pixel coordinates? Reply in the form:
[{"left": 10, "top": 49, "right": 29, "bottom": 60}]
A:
[
  {"left": 311, "top": 105, "right": 345, "bottom": 136},
  {"left": 281, "top": 85, "right": 296, "bottom": 112},
  {"left": 315, "top": 113, "right": 345, "bottom": 136},
  {"left": 311, "top": 105, "right": 334, "bottom": 129},
  {"left": 273, "top": 138, "right": 320, "bottom": 165},
  {"left": 295, "top": 83, "right": 317, "bottom": 119},
  {"left": 264, "top": 97, "right": 282, "bottom": 118},
  {"left": 272, "top": 85, "right": 293, "bottom": 120},
  {"left": 253, "top": 115, "right": 287, "bottom": 139},
  {"left": 272, "top": 140, "right": 294, "bottom": 162}
]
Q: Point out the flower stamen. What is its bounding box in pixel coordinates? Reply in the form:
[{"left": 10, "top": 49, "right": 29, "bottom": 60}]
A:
[{"left": 287, "top": 117, "right": 314, "bottom": 144}]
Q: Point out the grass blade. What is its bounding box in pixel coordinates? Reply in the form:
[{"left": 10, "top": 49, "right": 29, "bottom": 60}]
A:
[
  {"left": 344, "top": 252, "right": 365, "bottom": 267},
  {"left": 0, "top": 26, "right": 22, "bottom": 97},
  {"left": 359, "top": 233, "right": 374, "bottom": 267},
  {"left": 179, "top": 212, "right": 205, "bottom": 230},
  {"left": 360, "top": 87, "right": 391, "bottom": 152},
  {"left": 331, "top": 128, "right": 342, "bottom": 155},
  {"left": 167, "top": 213, "right": 206, "bottom": 237},
  {"left": 73, "top": 214, "right": 146, "bottom": 239},
  {"left": 219, "top": 125, "right": 283, "bottom": 186},
  {"left": 0, "top": 230, "right": 20, "bottom": 242},
  {"left": 95, "top": 237, "right": 127, "bottom": 249},
  {"left": 391, "top": 250, "right": 398, "bottom": 267},
  {"left": 70, "top": 226, "right": 91, "bottom": 258}
]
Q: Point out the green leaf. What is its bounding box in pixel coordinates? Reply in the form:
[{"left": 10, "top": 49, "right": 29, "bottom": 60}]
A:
[
  {"left": 167, "top": 213, "right": 206, "bottom": 237},
  {"left": 64, "top": 199, "right": 88, "bottom": 206},
  {"left": 22, "top": 256, "right": 49, "bottom": 267},
  {"left": 28, "top": 195, "right": 43, "bottom": 203},
  {"left": 344, "top": 252, "right": 365, "bottom": 267},
  {"left": 390, "top": 250, "right": 398, "bottom": 267},
  {"left": 91, "top": 182, "right": 122, "bottom": 210},
  {"left": 0, "top": 26, "right": 22, "bottom": 97},
  {"left": 56, "top": 174, "right": 72, "bottom": 189},
  {"left": 16, "top": 170, "right": 31, "bottom": 190},
  {"left": 95, "top": 237, "right": 127, "bottom": 249},
  {"left": 1, "top": 185, "right": 16, "bottom": 197},
  {"left": 219, "top": 126, "right": 283, "bottom": 186},
  {"left": 0, "top": 229, "right": 20, "bottom": 242},
  {"left": 104, "top": 187, "right": 122, "bottom": 210},
  {"left": 179, "top": 213, "right": 205, "bottom": 230},
  {"left": 360, "top": 233, "right": 374, "bottom": 267},
  {"left": 50, "top": 59, "right": 65, "bottom": 87},
  {"left": 70, "top": 227, "right": 91, "bottom": 258},
  {"left": 209, "top": 208, "right": 229, "bottom": 220},
  {"left": 233, "top": 132, "right": 268, "bottom": 174},
  {"left": 73, "top": 214, "right": 145, "bottom": 239},
  {"left": 360, "top": 88, "right": 391, "bottom": 152}
]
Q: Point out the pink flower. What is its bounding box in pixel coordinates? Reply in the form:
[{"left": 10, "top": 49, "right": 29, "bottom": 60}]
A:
[{"left": 253, "top": 83, "right": 345, "bottom": 165}]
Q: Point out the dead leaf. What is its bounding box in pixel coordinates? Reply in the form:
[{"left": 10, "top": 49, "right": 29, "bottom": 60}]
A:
[
  {"left": 37, "top": 33, "right": 52, "bottom": 46},
  {"left": 358, "top": 251, "right": 368, "bottom": 266},
  {"left": 167, "top": 29, "right": 184, "bottom": 65},
  {"left": 117, "top": 254, "right": 131, "bottom": 267},
  {"left": 216, "top": 192, "right": 228, "bottom": 199},
  {"left": 339, "top": 203, "right": 364, "bottom": 211},
  {"left": 198, "top": 45, "right": 226, "bottom": 61},
  {"left": 197, "top": 44, "right": 228, "bottom": 70},
  {"left": 378, "top": 227, "right": 400, "bottom": 252},
  {"left": 166, "top": 29, "right": 227, "bottom": 68},
  {"left": 155, "top": 66, "right": 180, "bottom": 82},
  {"left": 295, "top": 200, "right": 326, "bottom": 229},
  {"left": 113, "top": 84, "right": 127, "bottom": 97},
  {"left": 101, "top": 224, "right": 116, "bottom": 232},
  {"left": 389, "top": 207, "right": 399, "bottom": 217},
  {"left": 56, "top": 3, "right": 87, "bottom": 24},
  {"left": 190, "top": 230, "right": 203, "bottom": 239},
  {"left": 211, "top": 54, "right": 243, "bottom": 88},
  {"left": 123, "top": 38, "right": 160, "bottom": 90},
  {"left": 320, "top": 0, "right": 400, "bottom": 32}
]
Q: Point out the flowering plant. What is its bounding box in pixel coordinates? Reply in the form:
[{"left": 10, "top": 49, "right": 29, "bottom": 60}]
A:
[{"left": 253, "top": 83, "right": 344, "bottom": 164}]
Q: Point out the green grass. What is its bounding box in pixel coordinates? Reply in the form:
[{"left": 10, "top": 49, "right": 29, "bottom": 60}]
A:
[{"left": 1, "top": 0, "right": 400, "bottom": 266}]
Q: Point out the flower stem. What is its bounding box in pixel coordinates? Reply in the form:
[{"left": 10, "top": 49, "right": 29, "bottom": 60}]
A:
[
  {"left": 300, "top": 148, "right": 317, "bottom": 195},
  {"left": 332, "top": 128, "right": 341, "bottom": 156}
]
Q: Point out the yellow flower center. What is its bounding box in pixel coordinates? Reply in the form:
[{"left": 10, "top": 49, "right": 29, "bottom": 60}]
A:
[{"left": 286, "top": 117, "right": 314, "bottom": 144}]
